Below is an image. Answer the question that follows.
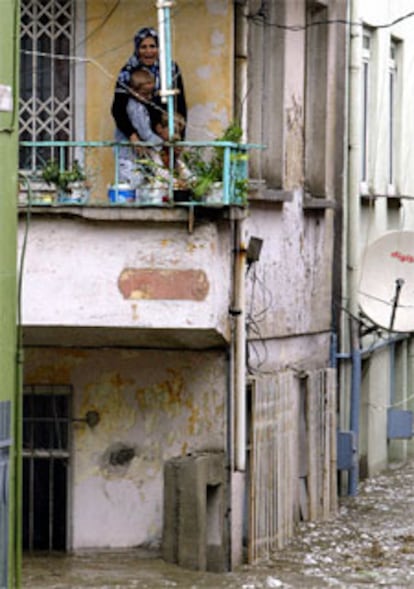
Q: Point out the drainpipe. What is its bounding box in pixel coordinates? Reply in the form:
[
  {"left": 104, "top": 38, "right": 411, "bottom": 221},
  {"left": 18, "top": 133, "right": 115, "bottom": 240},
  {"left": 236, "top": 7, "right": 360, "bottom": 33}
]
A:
[
  {"left": 157, "top": 0, "right": 175, "bottom": 201},
  {"left": 234, "top": 0, "right": 248, "bottom": 138},
  {"left": 349, "top": 322, "right": 361, "bottom": 496},
  {"left": 347, "top": 0, "right": 362, "bottom": 319},
  {"left": 346, "top": 0, "right": 362, "bottom": 496},
  {"left": 156, "top": 0, "right": 175, "bottom": 139},
  {"left": 233, "top": 218, "right": 247, "bottom": 472}
]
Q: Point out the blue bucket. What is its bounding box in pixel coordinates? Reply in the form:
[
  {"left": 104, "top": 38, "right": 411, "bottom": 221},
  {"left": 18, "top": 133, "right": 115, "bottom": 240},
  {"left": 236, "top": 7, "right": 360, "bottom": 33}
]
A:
[{"left": 108, "top": 184, "right": 136, "bottom": 203}]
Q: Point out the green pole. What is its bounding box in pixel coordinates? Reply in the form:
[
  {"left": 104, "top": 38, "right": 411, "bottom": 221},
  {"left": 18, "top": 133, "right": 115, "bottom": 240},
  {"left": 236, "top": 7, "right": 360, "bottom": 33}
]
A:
[{"left": 0, "top": 1, "right": 21, "bottom": 587}]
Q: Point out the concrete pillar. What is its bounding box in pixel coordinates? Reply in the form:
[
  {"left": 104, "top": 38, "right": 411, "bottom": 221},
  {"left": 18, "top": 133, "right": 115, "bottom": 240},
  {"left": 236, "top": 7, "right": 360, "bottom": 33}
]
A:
[{"left": 163, "top": 451, "right": 228, "bottom": 572}]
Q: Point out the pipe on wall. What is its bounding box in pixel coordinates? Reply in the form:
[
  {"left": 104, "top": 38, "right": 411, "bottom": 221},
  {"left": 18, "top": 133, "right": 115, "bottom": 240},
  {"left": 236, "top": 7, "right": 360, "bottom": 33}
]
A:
[
  {"left": 347, "top": 0, "right": 362, "bottom": 318},
  {"left": 233, "top": 217, "right": 247, "bottom": 472},
  {"left": 348, "top": 346, "right": 361, "bottom": 495},
  {"left": 234, "top": 0, "right": 248, "bottom": 139},
  {"left": 341, "top": 0, "right": 362, "bottom": 497}
]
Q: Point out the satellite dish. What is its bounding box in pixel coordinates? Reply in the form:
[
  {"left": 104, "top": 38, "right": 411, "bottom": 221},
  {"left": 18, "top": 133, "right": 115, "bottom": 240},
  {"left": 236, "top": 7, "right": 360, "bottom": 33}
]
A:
[{"left": 358, "top": 231, "right": 414, "bottom": 332}]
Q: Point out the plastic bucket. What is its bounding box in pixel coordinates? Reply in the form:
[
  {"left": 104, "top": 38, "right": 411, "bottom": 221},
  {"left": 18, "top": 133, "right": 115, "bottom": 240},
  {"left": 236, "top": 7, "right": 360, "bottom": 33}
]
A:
[{"left": 108, "top": 184, "right": 136, "bottom": 203}]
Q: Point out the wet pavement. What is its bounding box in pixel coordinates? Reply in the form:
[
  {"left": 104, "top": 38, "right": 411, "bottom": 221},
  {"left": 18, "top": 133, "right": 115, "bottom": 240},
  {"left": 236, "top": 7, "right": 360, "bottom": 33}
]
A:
[{"left": 23, "top": 459, "right": 414, "bottom": 588}]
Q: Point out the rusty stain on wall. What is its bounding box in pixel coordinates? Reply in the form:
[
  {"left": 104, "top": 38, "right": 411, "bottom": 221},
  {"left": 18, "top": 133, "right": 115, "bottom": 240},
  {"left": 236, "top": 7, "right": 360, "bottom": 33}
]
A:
[
  {"left": 23, "top": 348, "right": 226, "bottom": 548},
  {"left": 118, "top": 268, "right": 210, "bottom": 301},
  {"left": 135, "top": 368, "right": 190, "bottom": 413}
]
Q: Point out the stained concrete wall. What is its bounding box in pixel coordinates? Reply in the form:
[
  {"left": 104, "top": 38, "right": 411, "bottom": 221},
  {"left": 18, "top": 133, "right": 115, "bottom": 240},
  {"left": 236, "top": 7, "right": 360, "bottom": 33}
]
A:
[
  {"left": 18, "top": 213, "right": 232, "bottom": 348},
  {"left": 232, "top": 0, "right": 342, "bottom": 564},
  {"left": 24, "top": 347, "right": 227, "bottom": 549},
  {"left": 246, "top": 194, "right": 334, "bottom": 343}
]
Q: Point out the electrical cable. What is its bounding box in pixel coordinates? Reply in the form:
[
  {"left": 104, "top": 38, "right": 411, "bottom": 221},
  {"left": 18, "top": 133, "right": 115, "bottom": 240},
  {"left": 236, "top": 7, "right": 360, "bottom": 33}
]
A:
[
  {"left": 246, "top": 9, "right": 414, "bottom": 32},
  {"left": 74, "top": 0, "right": 120, "bottom": 51}
]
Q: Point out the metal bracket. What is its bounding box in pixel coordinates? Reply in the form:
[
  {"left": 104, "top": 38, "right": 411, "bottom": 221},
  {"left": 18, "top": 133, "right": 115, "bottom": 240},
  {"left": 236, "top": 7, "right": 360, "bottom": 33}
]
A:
[{"left": 72, "top": 410, "right": 100, "bottom": 428}]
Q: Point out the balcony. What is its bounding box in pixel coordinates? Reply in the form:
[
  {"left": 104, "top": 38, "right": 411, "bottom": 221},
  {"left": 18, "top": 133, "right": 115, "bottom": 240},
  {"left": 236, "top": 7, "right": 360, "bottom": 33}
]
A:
[
  {"left": 17, "top": 139, "right": 254, "bottom": 349},
  {"left": 18, "top": 140, "right": 250, "bottom": 209}
]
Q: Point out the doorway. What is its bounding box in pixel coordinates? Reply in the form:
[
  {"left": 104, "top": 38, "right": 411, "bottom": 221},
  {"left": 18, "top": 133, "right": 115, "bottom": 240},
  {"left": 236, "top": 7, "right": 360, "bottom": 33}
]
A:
[{"left": 23, "top": 385, "right": 71, "bottom": 551}]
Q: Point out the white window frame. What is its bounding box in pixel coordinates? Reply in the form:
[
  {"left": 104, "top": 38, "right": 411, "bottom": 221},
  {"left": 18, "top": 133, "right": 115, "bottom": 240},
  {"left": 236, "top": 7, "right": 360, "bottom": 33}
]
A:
[
  {"left": 360, "top": 29, "right": 371, "bottom": 194},
  {"left": 387, "top": 38, "right": 399, "bottom": 196}
]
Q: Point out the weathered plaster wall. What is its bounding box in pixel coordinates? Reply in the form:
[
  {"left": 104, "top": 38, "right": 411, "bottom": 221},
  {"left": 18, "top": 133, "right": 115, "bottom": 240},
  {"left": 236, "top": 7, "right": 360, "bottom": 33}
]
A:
[
  {"left": 246, "top": 193, "right": 334, "bottom": 340},
  {"left": 84, "top": 0, "right": 233, "bottom": 195},
  {"left": 24, "top": 347, "right": 227, "bottom": 549},
  {"left": 18, "top": 217, "right": 232, "bottom": 344}
]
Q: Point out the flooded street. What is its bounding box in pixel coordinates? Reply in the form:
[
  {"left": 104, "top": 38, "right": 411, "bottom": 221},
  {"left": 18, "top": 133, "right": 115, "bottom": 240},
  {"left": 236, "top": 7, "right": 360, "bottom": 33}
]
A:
[{"left": 23, "top": 459, "right": 414, "bottom": 588}]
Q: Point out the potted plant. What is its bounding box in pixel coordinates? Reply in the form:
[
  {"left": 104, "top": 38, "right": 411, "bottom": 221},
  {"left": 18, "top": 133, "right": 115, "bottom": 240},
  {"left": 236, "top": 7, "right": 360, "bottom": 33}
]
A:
[
  {"left": 183, "top": 122, "right": 248, "bottom": 204},
  {"left": 42, "top": 159, "right": 89, "bottom": 204}
]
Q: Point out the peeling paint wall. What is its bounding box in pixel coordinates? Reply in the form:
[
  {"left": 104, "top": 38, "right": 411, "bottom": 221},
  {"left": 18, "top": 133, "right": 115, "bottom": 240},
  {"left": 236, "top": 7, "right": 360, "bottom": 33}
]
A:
[
  {"left": 243, "top": 0, "right": 339, "bottom": 374},
  {"left": 18, "top": 217, "right": 232, "bottom": 343},
  {"left": 24, "top": 347, "right": 227, "bottom": 549},
  {"left": 85, "top": 0, "right": 233, "bottom": 195},
  {"left": 246, "top": 195, "right": 334, "bottom": 343}
]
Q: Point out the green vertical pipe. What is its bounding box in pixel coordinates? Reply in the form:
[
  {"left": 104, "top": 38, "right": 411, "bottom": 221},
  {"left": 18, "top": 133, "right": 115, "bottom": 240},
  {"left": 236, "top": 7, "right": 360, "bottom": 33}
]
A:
[{"left": 0, "top": 0, "right": 20, "bottom": 587}]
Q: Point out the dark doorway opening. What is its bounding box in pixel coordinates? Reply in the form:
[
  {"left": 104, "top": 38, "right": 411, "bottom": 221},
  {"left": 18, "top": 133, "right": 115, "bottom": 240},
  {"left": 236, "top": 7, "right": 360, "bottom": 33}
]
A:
[{"left": 23, "top": 385, "right": 71, "bottom": 551}]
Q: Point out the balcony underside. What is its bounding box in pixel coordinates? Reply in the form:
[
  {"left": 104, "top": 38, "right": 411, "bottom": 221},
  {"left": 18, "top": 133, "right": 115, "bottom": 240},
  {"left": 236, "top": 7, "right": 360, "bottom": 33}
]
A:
[{"left": 23, "top": 325, "right": 228, "bottom": 350}]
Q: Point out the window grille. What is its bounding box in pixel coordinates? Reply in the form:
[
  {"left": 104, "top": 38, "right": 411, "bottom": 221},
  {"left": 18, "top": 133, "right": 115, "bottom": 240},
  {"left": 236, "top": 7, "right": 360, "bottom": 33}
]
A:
[
  {"left": 19, "top": 0, "right": 75, "bottom": 171},
  {"left": 23, "top": 385, "right": 71, "bottom": 552}
]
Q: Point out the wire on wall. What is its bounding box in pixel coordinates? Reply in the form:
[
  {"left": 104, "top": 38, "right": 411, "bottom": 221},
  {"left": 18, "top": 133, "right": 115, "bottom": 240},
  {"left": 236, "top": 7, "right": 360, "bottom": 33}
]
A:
[{"left": 246, "top": 7, "right": 414, "bottom": 32}]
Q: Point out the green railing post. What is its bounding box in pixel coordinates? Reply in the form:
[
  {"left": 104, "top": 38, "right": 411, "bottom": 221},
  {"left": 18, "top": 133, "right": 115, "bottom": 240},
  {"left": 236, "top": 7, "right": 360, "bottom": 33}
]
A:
[{"left": 223, "top": 146, "right": 231, "bottom": 205}]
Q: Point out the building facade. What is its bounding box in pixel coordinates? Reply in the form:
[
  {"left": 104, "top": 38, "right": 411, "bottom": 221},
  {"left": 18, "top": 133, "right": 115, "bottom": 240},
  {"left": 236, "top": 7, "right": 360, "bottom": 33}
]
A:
[
  {"left": 338, "top": 0, "right": 414, "bottom": 490},
  {"left": 18, "top": 0, "right": 347, "bottom": 570}
]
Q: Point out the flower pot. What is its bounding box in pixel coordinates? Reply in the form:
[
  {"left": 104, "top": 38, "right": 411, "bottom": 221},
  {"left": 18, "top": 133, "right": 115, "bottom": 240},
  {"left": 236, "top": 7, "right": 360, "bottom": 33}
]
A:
[
  {"left": 204, "top": 182, "right": 223, "bottom": 204},
  {"left": 108, "top": 183, "right": 136, "bottom": 204},
  {"left": 58, "top": 181, "right": 90, "bottom": 204},
  {"left": 137, "top": 181, "right": 168, "bottom": 205},
  {"left": 19, "top": 181, "right": 56, "bottom": 205},
  {"left": 173, "top": 189, "right": 193, "bottom": 203}
]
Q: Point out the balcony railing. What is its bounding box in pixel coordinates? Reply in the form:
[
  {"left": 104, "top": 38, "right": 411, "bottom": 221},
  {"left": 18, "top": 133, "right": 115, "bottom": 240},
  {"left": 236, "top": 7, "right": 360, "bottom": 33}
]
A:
[{"left": 18, "top": 140, "right": 252, "bottom": 208}]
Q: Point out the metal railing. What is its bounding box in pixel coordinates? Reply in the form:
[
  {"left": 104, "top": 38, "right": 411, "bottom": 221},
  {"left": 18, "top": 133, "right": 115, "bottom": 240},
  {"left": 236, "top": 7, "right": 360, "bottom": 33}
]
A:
[{"left": 19, "top": 140, "right": 251, "bottom": 208}]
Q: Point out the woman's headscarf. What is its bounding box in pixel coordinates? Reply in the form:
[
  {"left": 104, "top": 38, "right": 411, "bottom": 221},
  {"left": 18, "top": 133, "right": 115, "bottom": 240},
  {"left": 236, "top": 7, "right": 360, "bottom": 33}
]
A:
[{"left": 134, "top": 27, "right": 159, "bottom": 53}]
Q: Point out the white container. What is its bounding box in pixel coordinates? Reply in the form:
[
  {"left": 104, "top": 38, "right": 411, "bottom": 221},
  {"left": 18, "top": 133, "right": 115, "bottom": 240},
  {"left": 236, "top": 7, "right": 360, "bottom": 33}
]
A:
[
  {"left": 137, "top": 181, "right": 167, "bottom": 205},
  {"left": 204, "top": 182, "right": 223, "bottom": 204}
]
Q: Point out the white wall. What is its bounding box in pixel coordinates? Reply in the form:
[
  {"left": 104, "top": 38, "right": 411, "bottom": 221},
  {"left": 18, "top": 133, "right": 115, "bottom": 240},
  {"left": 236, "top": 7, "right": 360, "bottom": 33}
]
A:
[
  {"left": 24, "top": 347, "right": 227, "bottom": 549},
  {"left": 18, "top": 215, "right": 232, "bottom": 347}
]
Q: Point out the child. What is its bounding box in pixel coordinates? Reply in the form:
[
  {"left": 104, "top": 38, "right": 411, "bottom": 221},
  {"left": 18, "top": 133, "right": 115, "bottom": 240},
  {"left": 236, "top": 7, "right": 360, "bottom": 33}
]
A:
[
  {"left": 114, "top": 68, "right": 163, "bottom": 188},
  {"left": 152, "top": 112, "right": 192, "bottom": 187}
]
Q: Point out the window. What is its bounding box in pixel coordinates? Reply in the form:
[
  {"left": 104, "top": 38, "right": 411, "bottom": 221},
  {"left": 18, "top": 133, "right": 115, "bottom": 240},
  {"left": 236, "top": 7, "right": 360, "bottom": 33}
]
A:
[
  {"left": 19, "top": 0, "right": 76, "bottom": 171},
  {"left": 23, "top": 385, "right": 71, "bottom": 551},
  {"left": 246, "top": 1, "right": 285, "bottom": 190},
  {"left": 361, "top": 30, "right": 371, "bottom": 187},
  {"left": 304, "top": 2, "right": 328, "bottom": 197},
  {"left": 388, "top": 39, "right": 399, "bottom": 192}
]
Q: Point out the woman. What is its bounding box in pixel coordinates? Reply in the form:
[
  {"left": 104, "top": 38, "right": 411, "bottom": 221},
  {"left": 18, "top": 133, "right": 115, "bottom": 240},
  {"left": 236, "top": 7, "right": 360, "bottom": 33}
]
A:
[{"left": 111, "top": 27, "right": 187, "bottom": 142}]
